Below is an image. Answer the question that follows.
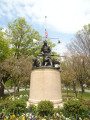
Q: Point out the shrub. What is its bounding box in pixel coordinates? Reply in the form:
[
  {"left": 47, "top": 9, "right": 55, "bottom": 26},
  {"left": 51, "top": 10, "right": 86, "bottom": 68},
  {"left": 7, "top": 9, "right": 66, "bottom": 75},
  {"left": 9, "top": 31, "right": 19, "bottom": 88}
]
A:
[
  {"left": 64, "top": 99, "right": 88, "bottom": 118},
  {"left": 79, "top": 99, "right": 90, "bottom": 109},
  {"left": 55, "top": 106, "right": 63, "bottom": 114},
  {"left": 37, "top": 100, "right": 54, "bottom": 116},
  {"left": 28, "top": 104, "right": 36, "bottom": 113},
  {"left": 20, "top": 95, "right": 29, "bottom": 101},
  {"left": 7, "top": 99, "right": 26, "bottom": 114},
  {"left": 0, "top": 99, "right": 12, "bottom": 112}
]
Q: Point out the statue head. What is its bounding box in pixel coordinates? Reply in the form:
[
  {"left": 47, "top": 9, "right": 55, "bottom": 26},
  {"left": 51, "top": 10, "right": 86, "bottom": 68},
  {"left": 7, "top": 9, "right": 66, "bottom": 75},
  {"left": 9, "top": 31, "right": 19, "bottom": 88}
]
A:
[{"left": 43, "top": 40, "right": 47, "bottom": 46}]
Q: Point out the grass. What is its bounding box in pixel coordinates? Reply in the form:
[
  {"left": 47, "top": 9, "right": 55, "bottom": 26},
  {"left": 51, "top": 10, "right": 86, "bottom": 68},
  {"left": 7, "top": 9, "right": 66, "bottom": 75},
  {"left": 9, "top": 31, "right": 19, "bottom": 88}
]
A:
[
  {"left": 62, "top": 89, "right": 90, "bottom": 99},
  {"left": 0, "top": 89, "right": 90, "bottom": 109},
  {"left": 62, "top": 89, "right": 73, "bottom": 93},
  {"left": 78, "top": 91, "right": 90, "bottom": 99},
  {"left": 13, "top": 90, "right": 29, "bottom": 96},
  {"left": 86, "top": 87, "right": 90, "bottom": 90},
  {"left": 1, "top": 89, "right": 90, "bottom": 101},
  {"left": 61, "top": 89, "right": 90, "bottom": 108}
]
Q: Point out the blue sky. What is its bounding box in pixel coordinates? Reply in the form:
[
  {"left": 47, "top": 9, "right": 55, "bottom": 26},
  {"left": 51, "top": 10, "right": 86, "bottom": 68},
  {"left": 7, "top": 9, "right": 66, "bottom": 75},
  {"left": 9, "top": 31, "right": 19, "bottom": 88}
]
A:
[{"left": 0, "top": 0, "right": 90, "bottom": 55}]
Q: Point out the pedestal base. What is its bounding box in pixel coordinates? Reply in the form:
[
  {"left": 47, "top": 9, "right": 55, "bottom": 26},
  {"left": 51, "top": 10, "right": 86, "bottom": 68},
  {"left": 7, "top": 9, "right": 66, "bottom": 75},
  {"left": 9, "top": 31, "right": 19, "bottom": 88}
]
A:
[{"left": 28, "top": 68, "right": 62, "bottom": 108}]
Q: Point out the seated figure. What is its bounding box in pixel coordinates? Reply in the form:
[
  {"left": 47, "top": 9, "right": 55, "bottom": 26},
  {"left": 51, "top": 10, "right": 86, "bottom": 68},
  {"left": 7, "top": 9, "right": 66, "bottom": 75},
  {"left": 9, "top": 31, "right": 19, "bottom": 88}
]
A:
[{"left": 40, "top": 40, "right": 52, "bottom": 66}]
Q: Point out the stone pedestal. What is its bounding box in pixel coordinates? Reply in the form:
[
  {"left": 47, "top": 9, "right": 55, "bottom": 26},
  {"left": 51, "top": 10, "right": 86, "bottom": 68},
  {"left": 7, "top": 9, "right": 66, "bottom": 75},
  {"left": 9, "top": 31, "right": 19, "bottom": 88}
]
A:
[{"left": 28, "top": 68, "right": 62, "bottom": 108}]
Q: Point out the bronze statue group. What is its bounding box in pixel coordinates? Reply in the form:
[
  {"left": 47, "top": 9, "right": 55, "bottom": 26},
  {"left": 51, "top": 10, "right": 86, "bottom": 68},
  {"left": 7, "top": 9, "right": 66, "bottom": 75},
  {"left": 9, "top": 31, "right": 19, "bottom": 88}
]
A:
[{"left": 33, "top": 40, "right": 60, "bottom": 70}]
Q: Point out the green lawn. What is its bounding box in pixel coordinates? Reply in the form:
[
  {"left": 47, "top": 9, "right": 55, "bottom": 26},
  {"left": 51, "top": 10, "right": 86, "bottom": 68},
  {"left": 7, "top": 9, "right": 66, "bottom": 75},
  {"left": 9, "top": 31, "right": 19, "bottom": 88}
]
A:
[
  {"left": 62, "top": 89, "right": 90, "bottom": 99},
  {"left": 0, "top": 89, "right": 90, "bottom": 109},
  {"left": 1, "top": 89, "right": 90, "bottom": 101}
]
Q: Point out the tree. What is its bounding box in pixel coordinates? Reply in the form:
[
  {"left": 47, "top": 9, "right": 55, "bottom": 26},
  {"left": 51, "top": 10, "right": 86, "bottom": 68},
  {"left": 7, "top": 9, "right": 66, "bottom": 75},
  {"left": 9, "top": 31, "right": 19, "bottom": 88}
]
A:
[
  {"left": 67, "top": 24, "right": 90, "bottom": 93},
  {"left": 12, "top": 56, "right": 32, "bottom": 93},
  {"left": 0, "top": 28, "right": 11, "bottom": 61},
  {"left": 0, "top": 56, "right": 32, "bottom": 96},
  {"left": 8, "top": 17, "right": 42, "bottom": 58},
  {"left": 0, "top": 17, "right": 56, "bottom": 95},
  {"left": 67, "top": 24, "right": 90, "bottom": 56},
  {"left": 0, "top": 28, "right": 12, "bottom": 95},
  {"left": 61, "top": 57, "right": 78, "bottom": 98},
  {"left": 5, "top": 17, "right": 42, "bottom": 93},
  {"left": 71, "top": 55, "right": 89, "bottom": 94}
]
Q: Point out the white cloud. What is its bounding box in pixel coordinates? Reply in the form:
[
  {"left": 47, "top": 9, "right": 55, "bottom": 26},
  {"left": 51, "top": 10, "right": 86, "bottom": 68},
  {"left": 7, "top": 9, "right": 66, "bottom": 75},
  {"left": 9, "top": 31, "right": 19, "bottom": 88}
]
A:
[
  {"left": 0, "top": 0, "right": 90, "bottom": 33},
  {"left": 53, "top": 43, "right": 67, "bottom": 55}
]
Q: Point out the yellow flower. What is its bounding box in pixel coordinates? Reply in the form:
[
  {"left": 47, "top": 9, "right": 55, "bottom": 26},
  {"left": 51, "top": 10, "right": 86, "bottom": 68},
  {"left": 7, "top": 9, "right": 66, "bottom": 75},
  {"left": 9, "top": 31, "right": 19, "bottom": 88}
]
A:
[
  {"left": 12, "top": 115, "right": 15, "bottom": 118},
  {"left": 52, "top": 114, "right": 54, "bottom": 117},
  {"left": 22, "top": 116, "right": 25, "bottom": 119},
  {"left": 10, "top": 116, "right": 12, "bottom": 119},
  {"left": 4, "top": 119, "right": 6, "bottom": 120}
]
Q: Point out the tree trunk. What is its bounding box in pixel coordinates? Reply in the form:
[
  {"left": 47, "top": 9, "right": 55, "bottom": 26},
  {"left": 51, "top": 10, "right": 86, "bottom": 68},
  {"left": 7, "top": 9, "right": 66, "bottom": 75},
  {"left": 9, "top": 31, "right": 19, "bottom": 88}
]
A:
[
  {"left": 0, "top": 74, "right": 10, "bottom": 96},
  {"left": 14, "top": 84, "right": 17, "bottom": 97},
  {"left": 16, "top": 78, "right": 20, "bottom": 92},
  {"left": 72, "top": 81, "right": 77, "bottom": 97},
  {"left": 25, "top": 83, "right": 27, "bottom": 90},
  {"left": 25, "top": 87, "right": 26, "bottom": 91},
  {"left": 1, "top": 80, "right": 11, "bottom": 96},
  {"left": 66, "top": 86, "right": 68, "bottom": 100},
  {"left": 80, "top": 80, "right": 85, "bottom": 95},
  {"left": 17, "top": 85, "right": 19, "bottom": 92},
  {"left": 0, "top": 81, "right": 4, "bottom": 96}
]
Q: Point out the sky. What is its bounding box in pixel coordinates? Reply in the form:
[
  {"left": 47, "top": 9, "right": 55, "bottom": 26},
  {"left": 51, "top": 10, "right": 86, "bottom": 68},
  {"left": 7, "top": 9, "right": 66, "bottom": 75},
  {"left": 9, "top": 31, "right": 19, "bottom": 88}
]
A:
[{"left": 0, "top": 0, "right": 90, "bottom": 55}]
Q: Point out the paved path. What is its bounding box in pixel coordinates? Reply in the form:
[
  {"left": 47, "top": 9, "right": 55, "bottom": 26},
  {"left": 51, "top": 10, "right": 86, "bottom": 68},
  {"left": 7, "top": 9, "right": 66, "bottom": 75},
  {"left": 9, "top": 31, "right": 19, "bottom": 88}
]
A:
[
  {"left": 85, "top": 89, "right": 90, "bottom": 93},
  {"left": 62, "top": 87, "right": 90, "bottom": 93}
]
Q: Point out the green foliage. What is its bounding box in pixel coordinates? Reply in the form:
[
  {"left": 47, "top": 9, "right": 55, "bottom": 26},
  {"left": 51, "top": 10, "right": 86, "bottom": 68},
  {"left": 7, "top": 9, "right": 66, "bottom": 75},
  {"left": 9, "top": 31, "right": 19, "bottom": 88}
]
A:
[
  {"left": 55, "top": 106, "right": 63, "bottom": 114},
  {"left": 37, "top": 100, "right": 54, "bottom": 116},
  {"left": 5, "top": 78, "right": 14, "bottom": 87},
  {"left": 79, "top": 98, "right": 90, "bottom": 109},
  {"left": 8, "top": 17, "right": 42, "bottom": 58},
  {"left": 78, "top": 91, "right": 90, "bottom": 99},
  {"left": 47, "top": 39, "right": 55, "bottom": 49},
  {"left": 61, "top": 58, "right": 73, "bottom": 88},
  {"left": 66, "top": 24, "right": 90, "bottom": 94},
  {"left": 0, "top": 28, "right": 11, "bottom": 61},
  {"left": 28, "top": 104, "right": 36, "bottom": 113},
  {"left": 19, "top": 95, "right": 29, "bottom": 101},
  {"left": 15, "top": 90, "right": 29, "bottom": 96},
  {"left": 7, "top": 99, "right": 26, "bottom": 114},
  {"left": 0, "top": 98, "right": 12, "bottom": 112},
  {"left": 64, "top": 99, "right": 88, "bottom": 118},
  {"left": 7, "top": 17, "right": 56, "bottom": 58}
]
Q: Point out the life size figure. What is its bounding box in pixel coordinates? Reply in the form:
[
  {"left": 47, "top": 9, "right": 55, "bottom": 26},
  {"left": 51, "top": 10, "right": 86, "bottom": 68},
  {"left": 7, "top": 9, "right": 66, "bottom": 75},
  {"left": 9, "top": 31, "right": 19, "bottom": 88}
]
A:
[{"left": 40, "top": 40, "right": 52, "bottom": 66}]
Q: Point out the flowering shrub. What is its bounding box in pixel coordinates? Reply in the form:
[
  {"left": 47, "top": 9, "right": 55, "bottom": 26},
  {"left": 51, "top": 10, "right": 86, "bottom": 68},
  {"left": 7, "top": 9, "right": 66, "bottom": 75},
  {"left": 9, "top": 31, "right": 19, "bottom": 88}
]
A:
[
  {"left": 0, "top": 111, "right": 90, "bottom": 120},
  {"left": 0, "top": 111, "right": 68, "bottom": 120},
  {"left": 0, "top": 96, "right": 90, "bottom": 120},
  {"left": 28, "top": 104, "right": 36, "bottom": 113}
]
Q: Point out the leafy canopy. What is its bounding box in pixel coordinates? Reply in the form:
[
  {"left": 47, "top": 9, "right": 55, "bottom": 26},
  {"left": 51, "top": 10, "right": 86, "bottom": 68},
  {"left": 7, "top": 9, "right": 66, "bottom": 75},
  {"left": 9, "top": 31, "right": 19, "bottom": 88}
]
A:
[{"left": 0, "top": 28, "right": 11, "bottom": 61}]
